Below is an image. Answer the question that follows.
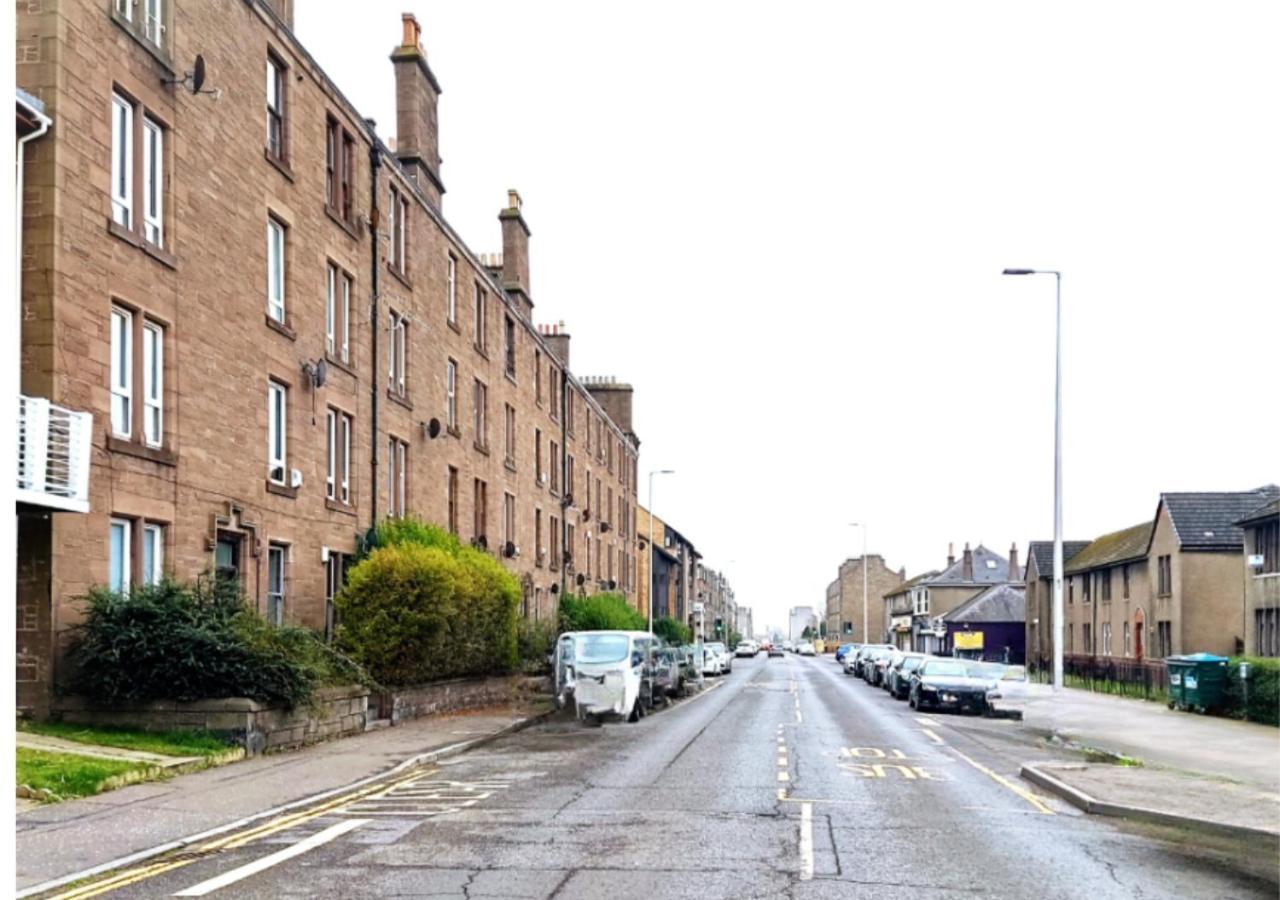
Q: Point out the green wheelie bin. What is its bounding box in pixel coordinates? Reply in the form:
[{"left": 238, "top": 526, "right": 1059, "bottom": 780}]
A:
[{"left": 1165, "top": 653, "right": 1229, "bottom": 712}]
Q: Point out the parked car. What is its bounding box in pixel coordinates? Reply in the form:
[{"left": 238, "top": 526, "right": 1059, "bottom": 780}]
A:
[
  {"left": 702, "top": 642, "right": 733, "bottom": 675},
  {"left": 767, "top": 642, "right": 784, "bottom": 658},
  {"left": 556, "top": 630, "right": 661, "bottom": 723},
  {"left": 842, "top": 645, "right": 871, "bottom": 675},
  {"left": 735, "top": 640, "right": 759, "bottom": 658},
  {"left": 783, "top": 640, "right": 795, "bottom": 652},
  {"left": 885, "top": 652, "right": 927, "bottom": 699},
  {"left": 908, "top": 657, "right": 992, "bottom": 714},
  {"left": 863, "top": 647, "right": 896, "bottom": 685},
  {"left": 798, "top": 641, "right": 816, "bottom": 656},
  {"left": 834, "top": 643, "right": 858, "bottom": 663},
  {"left": 651, "top": 644, "right": 686, "bottom": 701}
]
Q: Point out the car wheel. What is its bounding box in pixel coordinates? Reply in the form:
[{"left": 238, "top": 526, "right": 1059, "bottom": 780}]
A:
[
  {"left": 909, "top": 693, "right": 917, "bottom": 710},
  {"left": 628, "top": 697, "right": 644, "bottom": 722}
]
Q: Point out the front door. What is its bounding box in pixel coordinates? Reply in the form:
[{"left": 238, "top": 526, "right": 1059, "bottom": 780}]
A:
[{"left": 1134, "top": 609, "right": 1145, "bottom": 661}]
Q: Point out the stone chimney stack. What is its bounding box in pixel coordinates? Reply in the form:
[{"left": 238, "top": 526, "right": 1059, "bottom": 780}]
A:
[
  {"left": 539, "top": 322, "right": 570, "bottom": 369},
  {"left": 1008, "top": 543, "right": 1020, "bottom": 583},
  {"left": 390, "top": 13, "right": 444, "bottom": 208},
  {"left": 499, "top": 190, "right": 533, "bottom": 319},
  {"left": 962, "top": 543, "right": 974, "bottom": 581},
  {"left": 584, "top": 376, "right": 638, "bottom": 448},
  {"left": 947, "top": 543, "right": 956, "bottom": 567}
]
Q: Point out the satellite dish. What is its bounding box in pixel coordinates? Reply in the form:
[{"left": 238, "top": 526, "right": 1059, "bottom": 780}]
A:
[
  {"left": 504, "top": 541, "right": 516, "bottom": 558},
  {"left": 314, "top": 358, "right": 328, "bottom": 388},
  {"left": 550, "top": 584, "right": 559, "bottom": 595},
  {"left": 192, "top": 55, "right": 206, "bottom": 93},
  {"left": 608, "top": 580, "right": 617, "bottom": 590},
  {"left": 576, "top": 574, "right": 585, "bottom": 587},
  {"left": 427, "top": 418, "right": 441, "bottom": 439}
]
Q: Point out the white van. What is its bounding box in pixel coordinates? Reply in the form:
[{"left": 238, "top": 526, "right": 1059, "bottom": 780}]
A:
[{"left": 554, "top": 630, "right": 660, "bottom": 723}]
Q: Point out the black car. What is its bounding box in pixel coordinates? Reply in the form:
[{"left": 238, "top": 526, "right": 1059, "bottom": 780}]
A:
[{"left": 908, "top": 658, "right": 991, "bottom": 714}]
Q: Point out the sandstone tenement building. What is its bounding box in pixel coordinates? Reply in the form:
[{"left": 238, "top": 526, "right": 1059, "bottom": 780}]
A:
[{"left": 15, "top": 1, "right": 640, "bottom": 713}]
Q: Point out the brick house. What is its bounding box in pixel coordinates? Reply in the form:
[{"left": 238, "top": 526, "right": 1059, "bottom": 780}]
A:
[
  {"left": 823, "top": 555, "right": 904, "bottom": 645},
  {"left": 909, "top": 544, "right": 1020, "bottom": 655},
  {"left": 15, "top": 2, "right": 640, "bottom": 713},
  {"left": 1023, "top": 539, "right": 1090, "bottom": 666},
  {"left": 1238, "top": 498, "right": 1279, "bottom": 657}
]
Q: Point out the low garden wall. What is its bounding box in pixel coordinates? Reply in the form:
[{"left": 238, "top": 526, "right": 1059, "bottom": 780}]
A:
[
  {"left": 375, "top": 674, "right": 548, "bottom": 724},
  {"left": 54, "top": 685, "right": 369, "bottom": 756}
]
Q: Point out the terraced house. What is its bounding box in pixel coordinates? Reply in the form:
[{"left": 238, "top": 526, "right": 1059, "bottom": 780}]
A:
[
  {"left": 1025, "top": 484, "right": 1280, "bottom": 667},
  {"left": 15, "top": 1, "right": 640, "bottom": 714}
]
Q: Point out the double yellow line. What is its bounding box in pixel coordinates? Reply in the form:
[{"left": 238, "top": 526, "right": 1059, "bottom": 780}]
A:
[{"left": 46, "top": 766, "right": 437, "bottom": 899}]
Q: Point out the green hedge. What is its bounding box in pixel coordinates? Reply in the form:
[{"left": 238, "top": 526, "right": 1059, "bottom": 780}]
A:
[
  {"left": 652, "top": 616, "right": 691, "bottom": 646},
  {"left": 335, "top": 520, "right": 519, "bottom": 686},
  {"left": 516, "top": 619, "right": 557, "bottom": 674},
  {"left": 558, "top": 593, "right": 646, "bottom": 633},
  {"left": 1226, "top": 657, "right": 1280, "bottom": 726},
  {"left": 65, "top": 579, "right": 367, "bottom": 709}
]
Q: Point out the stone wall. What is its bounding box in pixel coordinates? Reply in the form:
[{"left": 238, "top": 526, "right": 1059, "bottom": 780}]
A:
[
  {"left": 54, "top": 685, "right": 369, "bottom": 756},
  {"left": 377, "top": 674, "right": 546, "bottom": 725}
]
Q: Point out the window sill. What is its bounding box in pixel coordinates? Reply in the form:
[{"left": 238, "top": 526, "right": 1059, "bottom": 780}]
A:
[
  {"left": 325, "top": 498, "right": 357, "bottom": 517},
  {"left": 264, "top": 149, "right": 295, "bottom": 182},
  {"left": 105, "top": 435, "right": 177, "bottom": 467},
  {"left": 110, "top": 10, "right": 175, "bottom": 74},
  {"left": 266, "top": 480, "right": 298, "bottom": 499},
  {"left": 386, "top": 389, "right": 413, "bottom": 411},
  {"left": 474, "top": 441, "right": 490, "bottom": 457},
  {"left": 324, "top": 352, "right": 356, "bottom": 378},
  {"left": 142, "top": 239, "right": 177, "bottom": 270},
  {"left": 265, "top": 315, "right": 296, "bottom": 340},
  {"left": 504, "top": 371, "right": 518, "bottom": 387},
  {"left": 504, "top": 459, "right": 517, "bottom": 474},
  {"left": 324, "top": 205, "right": 362, "bottom": 241},
  {"left": 446, "top": 425, "right": 461, "bottom": 439},
  {"left": 474, "top": 346, "right": 489, "bottom": 361},
  {"left": 386, "top": 264, "right": 411, "bottom": 290},
  {"left": 447, "top": 319, "right": 461, "bottom": 335},
  {"left": 108, "top": 218, "right": 142, "bottom": 248}
]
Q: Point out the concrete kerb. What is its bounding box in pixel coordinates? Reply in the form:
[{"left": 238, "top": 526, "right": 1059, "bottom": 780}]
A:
[
  {"left": 16, "top": 706, "right": 555, "bottom": 900},
  {"left": 1019, "top": 762, "right": 1280, "bottom": 843}
]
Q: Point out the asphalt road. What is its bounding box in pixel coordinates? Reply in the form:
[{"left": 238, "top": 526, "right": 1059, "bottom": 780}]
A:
[{"left": 54, "top": 654, "right": 1277, "bottom": 899}]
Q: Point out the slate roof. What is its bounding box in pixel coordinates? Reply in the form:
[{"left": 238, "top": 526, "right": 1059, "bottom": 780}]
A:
[
  {"left": 1236, "top": 498, "right": 1280, "bottom": 527},
  {"left": 926, "top": 545, "right": 1014, "bottom": 586},
  {"left": 1161, "top": 485, "right": 1280, "bottom": 551},
  {"left": 1026, "top": 541, "right": 1090, "bottom": 580},
  {"left": 943, "top": 584, "right": 1026, "bottom": 624},
  {"left": 1064, "top": 522, "right": 1153, "bottom": 575},
  {"left": 885, "top": 570, "right": 941, "bottom": 598}
]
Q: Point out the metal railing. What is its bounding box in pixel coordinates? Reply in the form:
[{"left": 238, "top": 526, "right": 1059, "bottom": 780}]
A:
[
  {"left": 1029, "top": 653, "right": 1169, "bottom": 700},
  {"left": 17, "top": 395, "right": 93, "bottom": 513}
]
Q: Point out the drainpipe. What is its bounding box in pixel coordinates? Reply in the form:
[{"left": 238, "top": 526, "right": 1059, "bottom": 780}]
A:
[
  {"left": 367, "top": 131, "right": 382, "bottom": 528},
  {"left": 559, "top": 368, "right": 568, "bottom": 600}
]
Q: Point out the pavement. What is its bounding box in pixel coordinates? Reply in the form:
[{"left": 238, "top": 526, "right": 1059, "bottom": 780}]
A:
[
  {"left": 30, "top": 655, "right": 1278, "bottom": 899},
  {"left": 16, "top": 703, "right": 551, "bottom": 895}
]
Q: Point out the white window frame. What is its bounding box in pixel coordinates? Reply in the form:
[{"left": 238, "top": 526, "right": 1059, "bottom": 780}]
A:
[
  {"left": 111, "top": 93, "right": 133, "bottom": 228},
  {"left": 267, "top": 218, "right": 286, "bottom": 323},
  {"left": 326, "top": 409, "right": 337, "bottom": 500},
  {"left": 473, "top": 284, "right": 486, "bottom": 349},
  {"left": 326, "top": 264, "right": 350, "bottom": 362},
  {"left": 142, "top": 522, "right": 163, "bottom": 586},
  {"left": 387, "top": 187, "right": 398, "bottom": 269},
  {"left": 110, "top": 307, "right": 133, "bottom": 438},
  {"left": 142, "top": 117, "right": 163, "bottom": 246},
  {"left": 142, "top": 320, "right": 163, "bottom": 447},
  {"left": 447, "top": 252, "right": 457, "bottom": 323},
  {"left": 266, "top": 56, "right": 284, "bottom": 158},
  {"left": 340, "top": 412, "right": 351, "bottom": 504},
  {"left": 338, "top": 270, "right": 350, "bottom": 362},
  {"left": 446, "top": 359, "right": 457, "bottom": 429},
  {"left": 387, "top": 437, "right": 407, "bottom": 517},
  {"left": 267, "top": 544, "right": 286, "bottom": 626},
  {"left": 398, "top": 194, "right": 408, "bottom": 273},
  {"left": 268, "top": 380, "right": 287, "bottom": 484},
  {"left": 144, "top": 0, "right": 164, "bottom": 47},
  {"left": 110, "top": 518, "right": 132, "bottom": 593},
  {"left": 388, "top": 311, "right": 407, "bottom": 396},
  {"left": 115, "top": 0, "right": 132, "bottom": 21},
  {"left": 325, "top": 264, "right": 337, "bottom": 356},
  {"left": 474, "top": 379, "right": 487, "bottom": 447}
]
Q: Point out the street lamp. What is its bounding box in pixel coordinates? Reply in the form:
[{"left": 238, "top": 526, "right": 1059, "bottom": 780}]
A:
[
  {"left": 849, "top": 523, "right": 868, "bottom": 643},
  {"left": 1003, "top": 267, "right": 1064, "bottom": 691},
  {"left": 646, "top": 469, "right": 675, "bottom": 634}
]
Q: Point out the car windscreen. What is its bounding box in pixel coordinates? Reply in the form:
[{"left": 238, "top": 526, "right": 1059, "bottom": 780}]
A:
[
  {"left": 901, "top": 656, "right": 925, "bottom": 671},
  {"left": 921, "top": 661, "right": 969, "bottom": 678},
  {"left": 576, "top": 634, "right": 631, "bottom": 664}
]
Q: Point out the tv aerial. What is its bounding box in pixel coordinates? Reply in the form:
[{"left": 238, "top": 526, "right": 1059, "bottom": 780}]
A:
[{"left": 164, "top": 54, "right": 220, "bottom": 98}]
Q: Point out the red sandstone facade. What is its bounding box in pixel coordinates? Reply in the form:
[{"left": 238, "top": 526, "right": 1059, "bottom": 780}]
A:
[{"left": 16, "top": 1, "right": 640, "bottom": 713}]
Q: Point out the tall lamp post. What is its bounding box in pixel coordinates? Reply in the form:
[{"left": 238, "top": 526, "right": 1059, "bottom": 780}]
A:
[
  {"left": 1003, "top": 268, "right": 1063, "bottom": 691},
  {"left": 850, "top": 523, "right": 868, "bottom": 643},
  {"left": 646, "top": 469, "right": 675, "bottom": 634}
]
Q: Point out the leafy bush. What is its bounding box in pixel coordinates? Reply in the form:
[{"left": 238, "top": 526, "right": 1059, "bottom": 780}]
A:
[
  {"left": 335, "top": 528, "right": 520, "bottom": 686},
  {"left": 517, "top": 619, "right": 557, "bottom": 674},
  {"left": 558, "top": 593, "right": 646, "bottom": 633},
  {"left": 64, "top": 579, "right": 366, "bottom": 709},
  {"left": 652, "top": 616, "right": 691, "bottom": 646},
  {"left": 1225, "top": 657, "right": 1280, "bottom": 726}
]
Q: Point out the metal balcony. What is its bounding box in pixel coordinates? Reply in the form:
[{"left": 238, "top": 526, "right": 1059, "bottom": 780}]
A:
[{"left": 17, "top": 395, "right": 92, "bottom": 513}]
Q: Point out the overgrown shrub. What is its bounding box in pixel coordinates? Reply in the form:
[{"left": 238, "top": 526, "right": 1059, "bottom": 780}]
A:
[
  {"left": 335, "top": 525, "right": 520, "bottom": 686},
  {"left": 558, "top": 592, "right": 646, "bottom": 633},
  {"left": 1225, "top": 657, "right": 1280, "bottom": 726},
  {"left": 65, "top": 579, "right": 367, "bottom": 709},
  {"left": 652, "top": 616, "right": 691, "bottom": 646},
  {"left": 517, "top": 619, "right": 557, "bottom": 674}
]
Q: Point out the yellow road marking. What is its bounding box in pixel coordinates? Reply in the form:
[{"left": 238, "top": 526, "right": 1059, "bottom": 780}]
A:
[
  {"left": 921, "top": 728, "right": 944, "bottom": 745},
  {"left": 947, "top": 747, "right": 1055, "bottom": 815}
]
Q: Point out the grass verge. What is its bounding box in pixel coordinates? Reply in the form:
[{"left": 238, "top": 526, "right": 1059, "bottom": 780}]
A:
[
  {"left": 17, "top": 748, "right": 150, "bottom": 801},
  {"left": 18, "top": 720, "right": 233, "bottom": 757}
]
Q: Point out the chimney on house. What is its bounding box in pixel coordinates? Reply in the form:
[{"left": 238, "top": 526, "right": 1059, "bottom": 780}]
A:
[
  {"left": 540, "top": 321, "right": 570, "bottom": 369},
  {"left": 1008, "top": 543, "right": 1019, "bottom": 583},
  {"left": 265, "top": 0, "right": 294, "bottom": 28},
  {"left": 962, "top": 543, "right": 974, "bottom": 581},
  {"left": 899, "top": 566, "right": 906, "bottom": 580},
  {"left": 947, "top": 543, "right": 955, "bottom": 567},
  {"left": 584, "top": 376, "right": 639, "bottom": 449},
  {"left": 390, "top": 13, "right": 444, "bottom": 208},
  {"left": 499, "top": 190, "right": 533, "bottom": 319}
]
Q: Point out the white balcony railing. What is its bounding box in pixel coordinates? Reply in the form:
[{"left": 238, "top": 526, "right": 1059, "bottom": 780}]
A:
[{"left": 17, "top": 395, "right": 92, "bottom": 513}]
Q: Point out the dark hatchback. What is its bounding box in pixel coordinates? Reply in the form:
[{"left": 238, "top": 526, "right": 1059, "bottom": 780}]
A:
[{"left": 908, "top": 658, "right": 991, "bottom": 714}]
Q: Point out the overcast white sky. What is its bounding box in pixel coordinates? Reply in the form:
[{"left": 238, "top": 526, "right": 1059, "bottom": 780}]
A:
[{"left": 297, "top": 2, "right": 1279, "bottom": 635}]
